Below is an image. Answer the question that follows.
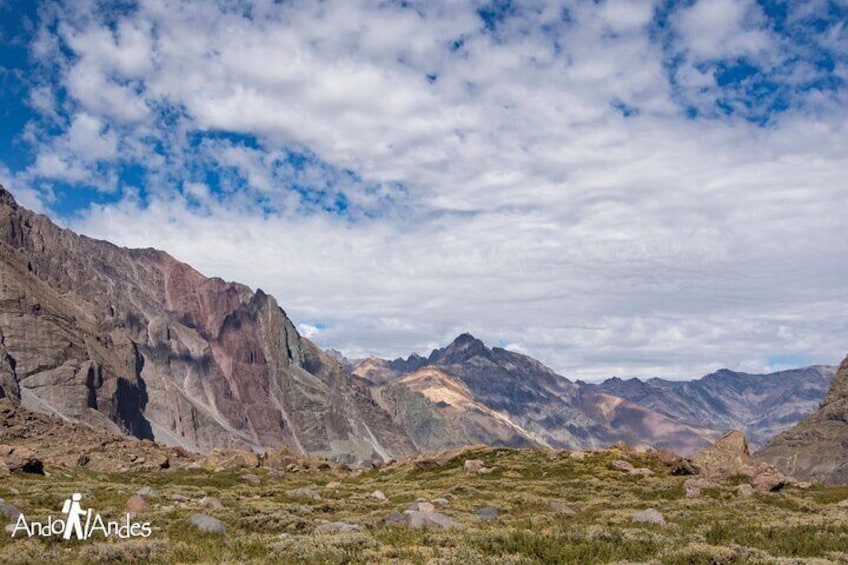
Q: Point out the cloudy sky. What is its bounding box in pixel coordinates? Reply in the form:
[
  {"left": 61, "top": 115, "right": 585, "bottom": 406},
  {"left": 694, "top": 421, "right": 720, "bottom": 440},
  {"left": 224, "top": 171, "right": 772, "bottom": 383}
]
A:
[{"left": 1, "top": 0, "right": 846, "bottom": 380}]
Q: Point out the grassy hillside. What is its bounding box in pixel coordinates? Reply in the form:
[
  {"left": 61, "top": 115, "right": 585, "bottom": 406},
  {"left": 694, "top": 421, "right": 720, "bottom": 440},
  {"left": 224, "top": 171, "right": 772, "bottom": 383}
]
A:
[{"left": 2, "top": 447, "right": 848, "bottom": 564}]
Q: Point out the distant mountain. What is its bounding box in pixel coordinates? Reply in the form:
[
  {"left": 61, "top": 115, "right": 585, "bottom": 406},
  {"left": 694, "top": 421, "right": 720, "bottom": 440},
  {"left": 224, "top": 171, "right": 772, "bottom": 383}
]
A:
[
  {"left": 367, "top": 333, "right": 721, "bottom": 455},
  {"left": 585, "top": 365, "right": 836, "bottom": 448},
  {"left": 757, "top": 354, "right": 848, "bottom": 484},
  {"left": 0, "top": 185, "right": 415, "bottom": 464}
]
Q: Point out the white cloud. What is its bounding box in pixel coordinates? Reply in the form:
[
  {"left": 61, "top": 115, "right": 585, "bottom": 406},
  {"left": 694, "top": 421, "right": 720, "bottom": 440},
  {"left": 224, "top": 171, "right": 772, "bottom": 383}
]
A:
[{"left": 5, "top": 0, "right": 847, "bottom": 380}]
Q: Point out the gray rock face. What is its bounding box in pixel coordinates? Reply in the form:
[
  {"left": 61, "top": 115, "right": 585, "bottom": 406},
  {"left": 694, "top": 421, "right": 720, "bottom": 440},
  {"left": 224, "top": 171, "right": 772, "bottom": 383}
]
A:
[
  {"left": 0, "top": 185, "right": 415, "bottom": 463},
  {"left": 758, "top": 355, "right": 848, "bottom": 485},
  {"left": 189, "top": 513, "right": 226, "bottom": 533}
]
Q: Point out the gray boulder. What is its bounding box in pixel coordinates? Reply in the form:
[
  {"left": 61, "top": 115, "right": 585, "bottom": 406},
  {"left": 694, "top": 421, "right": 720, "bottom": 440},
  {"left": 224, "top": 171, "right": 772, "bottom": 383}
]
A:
[
  {"left": 189, "top": 513, "right": 226, "bottom": 533},
  {"left": 632, "top": 508, "right": 665, "bottom": 525}
]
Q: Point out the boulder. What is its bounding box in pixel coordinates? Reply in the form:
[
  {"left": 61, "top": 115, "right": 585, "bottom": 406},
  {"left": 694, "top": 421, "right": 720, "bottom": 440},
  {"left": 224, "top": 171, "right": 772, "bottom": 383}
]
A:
[
  {"left": 548, "top": 500, "right": 576, "bottom": 515},
  {"left": 200, "top": 496, "right": 223, "bottom": 510},
  {"left": 189, "top": 513, "right": 226, "bottom": 533},
  {"left": 404, "top": 510, "right": 461, "bottom": 530},
  {"left": 287, "top": 487, "right": 321, "bottom": 501},
  {"left": 125, "top": 495, "right": 148, "bottom": 514},
  {"left": 464, "top": 459, "right": 485, "bottom": 473},
  {"left": 203, "top": 448, "right": 260, "bottom": 471},
  {"left": 632, "top": 508, "right": 665, "bottom": 525},
  {"left": 683, "top": 478, "right": 714, "bottom": 499},
  {"left": 0, "top": 445, "right": 44, "bottom": 474},
  {"left": 0, "top": 499, "right": 22, "bottom": 521},
  {"left": 315, "top": 521, "right": 363, "bottom": 534},
  {"left": 476, "top": 506, "right": 500, "bottom": 521},
  {"left": 136, "top": 486, "right": 158, "bottom": 497}
]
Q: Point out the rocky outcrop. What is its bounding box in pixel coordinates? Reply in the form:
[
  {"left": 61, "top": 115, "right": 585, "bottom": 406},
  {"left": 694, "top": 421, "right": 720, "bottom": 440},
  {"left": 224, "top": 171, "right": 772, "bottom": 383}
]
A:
[
  {"left": 692, "top": 430, "right": 788, "bottom": 492},
  {"left": 0, "top": 185, "right": 414, "bottom": 463},
  {"left": 758, "top": 355, "right": 848, "bottom": 485}
]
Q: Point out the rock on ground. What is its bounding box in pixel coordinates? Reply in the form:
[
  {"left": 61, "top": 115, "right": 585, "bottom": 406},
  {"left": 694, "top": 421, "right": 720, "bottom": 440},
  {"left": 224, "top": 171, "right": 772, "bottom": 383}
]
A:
[
  {"left": 189, "top": 513, "right": 226, "bottom": 533},
  {"left": 314, "top": 521, "right": 363, "bottom": 534},
  {"left": 125, "top": 494, "right": 148, "bottom": 514},
  {"left": 287, "top": 487, "right": 321, "bottom": 501},
  {"left": 632, "top": 508, "right": 666, "bottom": 525}
]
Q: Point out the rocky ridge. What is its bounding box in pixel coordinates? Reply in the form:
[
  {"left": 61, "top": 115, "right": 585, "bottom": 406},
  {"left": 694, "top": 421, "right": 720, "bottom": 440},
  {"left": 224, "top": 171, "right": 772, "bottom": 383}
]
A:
[
  {"left": 0, "top": 185, "right": 413, "bottom": 464},
  {"left": 757, "top": 354, "right": 848, "bottom": 485}
]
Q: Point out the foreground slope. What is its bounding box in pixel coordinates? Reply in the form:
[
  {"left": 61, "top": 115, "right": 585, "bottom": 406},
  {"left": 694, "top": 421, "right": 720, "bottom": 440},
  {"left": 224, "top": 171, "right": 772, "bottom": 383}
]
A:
[
  {"left": 0, "top": 186, "right": 413, "bottom": 462},
  {"left": 758, "top": 354, "right": 848, "bottom": 485}
]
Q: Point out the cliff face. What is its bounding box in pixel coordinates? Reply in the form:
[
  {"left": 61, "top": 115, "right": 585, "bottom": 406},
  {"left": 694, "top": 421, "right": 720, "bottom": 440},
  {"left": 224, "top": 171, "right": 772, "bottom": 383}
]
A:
[
  {"left": 757, "top": 355, "right": 848, "bottom": 484},
  {"left": 0, "top": 185, "right": 414, "bottom": 463}
]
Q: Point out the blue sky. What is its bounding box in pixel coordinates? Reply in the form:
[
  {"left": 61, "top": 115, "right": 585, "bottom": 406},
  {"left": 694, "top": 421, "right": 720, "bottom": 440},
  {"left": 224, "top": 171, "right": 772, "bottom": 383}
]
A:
[{"left": 0, "top": 0, "right": 846, "bottom": 380}]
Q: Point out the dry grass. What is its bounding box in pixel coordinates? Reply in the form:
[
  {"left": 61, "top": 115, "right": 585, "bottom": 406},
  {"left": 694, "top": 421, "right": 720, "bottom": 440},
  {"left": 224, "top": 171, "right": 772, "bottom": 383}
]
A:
[{"left": 1, "top": 447, "right": 847, "bottom": 564}]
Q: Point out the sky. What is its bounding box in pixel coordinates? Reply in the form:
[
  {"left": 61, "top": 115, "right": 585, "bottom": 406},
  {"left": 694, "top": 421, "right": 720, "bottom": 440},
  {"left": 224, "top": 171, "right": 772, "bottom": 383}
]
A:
[{"left": 0, "top": 0, "right": 846, "bottom": 381}]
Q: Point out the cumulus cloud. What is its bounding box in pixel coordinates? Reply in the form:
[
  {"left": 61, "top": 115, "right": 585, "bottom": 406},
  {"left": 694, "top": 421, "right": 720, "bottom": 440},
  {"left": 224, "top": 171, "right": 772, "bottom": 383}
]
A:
[{"left": 2, "top": 0, "right": 847, "bottom": 380}]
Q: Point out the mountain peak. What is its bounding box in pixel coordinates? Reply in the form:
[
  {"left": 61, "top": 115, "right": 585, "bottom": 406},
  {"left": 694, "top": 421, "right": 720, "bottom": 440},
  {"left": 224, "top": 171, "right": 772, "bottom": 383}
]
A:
[
  {"left": 429, "top": 333, "right": 489, "bottom": 365},
  {"left": 0, "top": 185, "right": 18, "bottom": 208}
]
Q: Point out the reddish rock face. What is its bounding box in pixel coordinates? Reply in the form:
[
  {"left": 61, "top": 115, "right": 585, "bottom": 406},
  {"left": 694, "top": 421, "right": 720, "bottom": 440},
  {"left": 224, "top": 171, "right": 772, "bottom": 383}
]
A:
[{"left": 0, "top": 186, "right": 414, "bottom": 463}]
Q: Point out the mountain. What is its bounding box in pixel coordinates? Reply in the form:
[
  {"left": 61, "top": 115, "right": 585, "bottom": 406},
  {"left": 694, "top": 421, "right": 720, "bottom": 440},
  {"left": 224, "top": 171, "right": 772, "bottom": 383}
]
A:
[
  {"left": 0, "top": 185, "right": 415, "bottom": 464},
  {"left": 757, "top": 354, "right": 848, "bottom": 484},
  {"left": 585, "top": 365, "right": 836, "bottom": 448},
  {"left": 368, "top": 333, "right": 721, "bottom": 454}
]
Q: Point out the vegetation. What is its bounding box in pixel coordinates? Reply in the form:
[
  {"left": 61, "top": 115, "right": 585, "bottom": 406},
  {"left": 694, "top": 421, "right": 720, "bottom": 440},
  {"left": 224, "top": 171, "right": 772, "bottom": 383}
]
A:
[{"left": 1, "top": 447, "right": 847, "bottom": 564}]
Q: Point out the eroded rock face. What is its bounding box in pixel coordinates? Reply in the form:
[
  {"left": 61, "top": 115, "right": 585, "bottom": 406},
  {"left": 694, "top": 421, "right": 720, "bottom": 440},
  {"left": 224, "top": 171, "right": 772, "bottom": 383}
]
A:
[
  {"left": 0, "top": 185, "right": 414, "bottom": 463},
  {"left": 758, "top": 355, "right": 848, "bottom": 485}
]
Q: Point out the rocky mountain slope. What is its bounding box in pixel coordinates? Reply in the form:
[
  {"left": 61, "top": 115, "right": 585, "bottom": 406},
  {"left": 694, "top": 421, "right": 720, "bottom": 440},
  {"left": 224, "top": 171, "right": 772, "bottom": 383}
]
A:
[
  {"left": 0, "top": 186, "right": 414, "bottom": 463},
  {"left": 757, "top": 354, "right": 848, "bottom": 485},
  {"left": 585, "top": 365, "right": 836, "bottom": 448},
  {"left": 362, "top": 334, "right": 722, "bottom": 455}
]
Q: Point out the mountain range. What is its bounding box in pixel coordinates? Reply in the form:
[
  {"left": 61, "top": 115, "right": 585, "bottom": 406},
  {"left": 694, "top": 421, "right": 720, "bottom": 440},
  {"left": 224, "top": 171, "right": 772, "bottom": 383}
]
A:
[{"left": 0, "top": 185, "right": 838, "bottom": 463}]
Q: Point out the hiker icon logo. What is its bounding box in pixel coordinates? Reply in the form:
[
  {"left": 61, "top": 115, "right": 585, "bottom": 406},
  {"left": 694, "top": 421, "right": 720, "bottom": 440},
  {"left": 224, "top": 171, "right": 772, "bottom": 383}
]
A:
[{"left": 10, "top": 493, "right": 152, "bottom": 540}]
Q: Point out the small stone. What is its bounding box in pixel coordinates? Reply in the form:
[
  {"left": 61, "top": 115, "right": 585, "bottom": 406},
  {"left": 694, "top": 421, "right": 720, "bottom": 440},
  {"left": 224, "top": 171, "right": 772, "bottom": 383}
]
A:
[
  {"left": 325, "top": 481, "right": 342, "bottom": 490},
  {"left": 200, "top": 496, "right": 223, "bottom": 510},
  {"left": 384, "top": 511, "right": 406, "bottom": 526},
  {"left": 371, "top": 490, "right": 387, "bottom": 501},
  {"left": 476, "top": 506, "right": 500, "bottom": 521},
  {"left": 287, "top": 487, "right": 321, "bottom": 501},
  {"left": 125, "top": 494, "right": 148, "bottom": 514},
  {"left": 242, "top": 473, "right": 261, "bottom": 485},
  {"left": 315, "top": 521, "right": 363, "bottom": 534},
  {"left": 432, "top": 497, "right": 449, "bottom": 506},
  {"left": 405, "top": 510, "right": 461, "bottom": 530},
  {"left": 464, "top": 459, "right": 485, "bottom": 473},
  {"left": 570, "top": 451, "right": 587, "bottom": 461},
  {"left": 837, "top": 499, "right": 848, "bottom": 508},
  {"left": 548, "top": 500, "right": 576, "bottom": 515},
  {"left": 612, "top": 460, "right": 635, "bottom": 473},
  {"left": 632, "top": 508, "right": 665, "bottom": 525},
  {"left": 189, "top": 513, "right": 226, "bottom": 533},
  {"left": 0, "top": 499, "right": 22, "bottom": 521},
  {"left": 737, "top": 484, "right": 755, "bottom": 498},
  {"left": 136, "top": 486, "right": 157, "bottom": 497},
  {"left": 684, "top": 478, "right": 713, "bottom": 499},
  {"left": 171, "top": 494, "right": 187, "bottom": 502}
]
